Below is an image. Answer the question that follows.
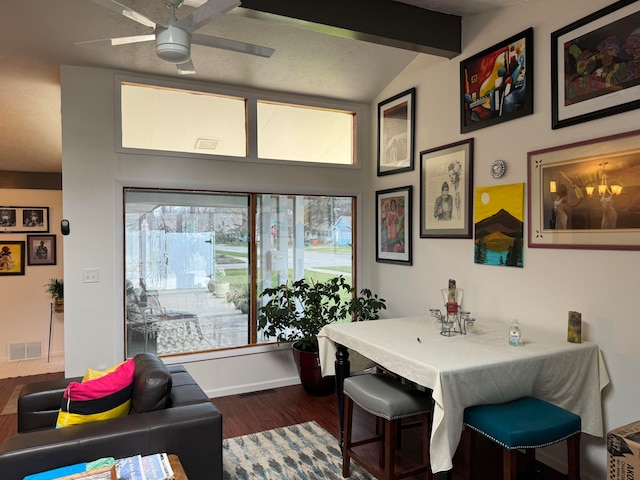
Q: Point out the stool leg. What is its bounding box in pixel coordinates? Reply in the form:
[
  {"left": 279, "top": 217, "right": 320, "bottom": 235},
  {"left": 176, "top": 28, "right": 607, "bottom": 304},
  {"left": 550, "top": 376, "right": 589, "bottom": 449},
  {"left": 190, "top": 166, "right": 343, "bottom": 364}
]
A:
[
  {"left": 503, "top": 448, "right": 518, "bottom": 480},
  {"left": 342, "top": 396, "right": 354, "bottom": 477},
  {"left": 524, "top": 449, "right": 536, "bottom": 475},
  {"left": 384, "top": 418, "right": 396, "bottom": 480},
  {"left": 567, "top": 433, "right": 581, "bottom": 480},
  {"left": 462, "top": 427, "right": 474, "bottom": 480}
]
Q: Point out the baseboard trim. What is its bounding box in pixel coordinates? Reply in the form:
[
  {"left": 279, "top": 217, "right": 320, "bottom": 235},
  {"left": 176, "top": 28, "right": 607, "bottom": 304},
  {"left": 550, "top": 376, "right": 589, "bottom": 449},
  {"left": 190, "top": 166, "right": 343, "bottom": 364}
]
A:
[{"left": 205, "top": 376, "right": 300, "bottom": 398}]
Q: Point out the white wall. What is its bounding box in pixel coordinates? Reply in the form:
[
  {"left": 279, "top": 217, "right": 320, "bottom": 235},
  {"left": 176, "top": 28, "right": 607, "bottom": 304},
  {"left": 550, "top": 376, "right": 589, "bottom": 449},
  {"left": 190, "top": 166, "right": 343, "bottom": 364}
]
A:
[
  {"left": 0, "top": 189, "right": 63, "bottom": 362},
  {"left": 370, "top": 0, "right": 639, "bottom": 478},
  {"left": 59, "top": 66, "right": 373, "bottom": 393}
]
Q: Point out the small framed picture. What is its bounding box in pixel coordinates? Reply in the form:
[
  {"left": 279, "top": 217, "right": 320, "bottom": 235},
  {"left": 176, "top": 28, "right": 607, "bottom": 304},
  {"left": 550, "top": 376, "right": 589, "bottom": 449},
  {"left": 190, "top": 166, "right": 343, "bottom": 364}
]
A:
[
  {"left": 551, "top": 0, "right": 640, "bottom": 129},
  {"left": 460, "top": 28, "right": 533, "bottom": 133},
  {"left": 27, "top": 234, "right": 57, "bottom": 266},
  {"left": 376, "top": 186, "right": 412, "bottom": 265},
  {"left": 0, "top": 240, "right": 26, "bottom": 276},
  {"left": 420, "top": 139, "right": 474, "bottom": 239},
  {"left": 0, "top": 206, "right": 49, "bottom": 233},
  {"left": 377, "top": 88, "right": 416, "bottom": 176}
]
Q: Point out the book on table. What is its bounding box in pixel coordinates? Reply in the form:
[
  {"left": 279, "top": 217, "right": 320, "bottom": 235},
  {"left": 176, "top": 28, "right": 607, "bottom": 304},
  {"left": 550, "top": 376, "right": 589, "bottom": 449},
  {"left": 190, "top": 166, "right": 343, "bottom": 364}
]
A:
[{"left": 115, "top": 453, "right": 174, "bottom": 480}]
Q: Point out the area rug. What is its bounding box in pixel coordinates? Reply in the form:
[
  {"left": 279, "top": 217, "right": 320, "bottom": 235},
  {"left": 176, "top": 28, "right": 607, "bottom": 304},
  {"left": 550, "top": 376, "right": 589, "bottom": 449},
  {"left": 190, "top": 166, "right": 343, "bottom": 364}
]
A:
[
  {"left": 0, "top": 384, "right": 23, "bottom": 416},
  {"left": 222, "top": 421, "right": 375, "bottom": 479}
]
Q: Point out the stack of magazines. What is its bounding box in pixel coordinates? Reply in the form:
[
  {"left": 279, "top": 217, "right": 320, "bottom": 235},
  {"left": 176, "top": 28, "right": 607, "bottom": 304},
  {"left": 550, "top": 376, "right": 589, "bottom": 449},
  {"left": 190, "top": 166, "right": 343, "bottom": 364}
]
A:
[{"left": 115, "top": 453, "right": 174, "bottom": 480}]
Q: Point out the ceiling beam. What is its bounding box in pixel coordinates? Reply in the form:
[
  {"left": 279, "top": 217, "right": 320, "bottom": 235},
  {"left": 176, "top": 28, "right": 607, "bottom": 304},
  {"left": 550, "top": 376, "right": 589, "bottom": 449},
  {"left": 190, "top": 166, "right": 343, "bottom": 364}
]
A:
[{"left": 239, "top": 0, "right": 461, "bottom": 58}]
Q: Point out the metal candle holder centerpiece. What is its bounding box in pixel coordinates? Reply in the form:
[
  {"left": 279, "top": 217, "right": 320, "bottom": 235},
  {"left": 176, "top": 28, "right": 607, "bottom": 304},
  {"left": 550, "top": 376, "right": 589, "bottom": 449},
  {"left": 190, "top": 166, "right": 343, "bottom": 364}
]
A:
[{"left": 429, "top": 287, "right": 475, "bottom": 336}]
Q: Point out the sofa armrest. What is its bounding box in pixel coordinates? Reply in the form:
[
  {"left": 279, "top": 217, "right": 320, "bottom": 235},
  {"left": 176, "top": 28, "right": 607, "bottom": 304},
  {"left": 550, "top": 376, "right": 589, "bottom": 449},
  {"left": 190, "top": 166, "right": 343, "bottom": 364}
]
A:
[
  {"left": 1, "top": 401, "right": 222, "bottom": 480},
  {"left": 18, "top": 377, "right": 82, "bottom": 433}
]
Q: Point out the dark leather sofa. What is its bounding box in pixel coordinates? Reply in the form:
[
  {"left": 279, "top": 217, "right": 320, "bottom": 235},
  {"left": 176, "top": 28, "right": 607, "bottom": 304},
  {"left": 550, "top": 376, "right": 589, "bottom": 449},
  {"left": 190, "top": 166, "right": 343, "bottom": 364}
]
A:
[{"left": 0, "top": 354, "right": 222, "bottom": 480}]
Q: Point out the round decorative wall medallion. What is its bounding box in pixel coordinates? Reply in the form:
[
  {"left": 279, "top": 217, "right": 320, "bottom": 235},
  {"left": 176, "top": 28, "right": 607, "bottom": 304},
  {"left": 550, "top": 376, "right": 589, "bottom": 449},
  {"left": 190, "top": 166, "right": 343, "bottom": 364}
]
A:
[{"left": 490, "top": 160, "right": 506, "bottom": 179}]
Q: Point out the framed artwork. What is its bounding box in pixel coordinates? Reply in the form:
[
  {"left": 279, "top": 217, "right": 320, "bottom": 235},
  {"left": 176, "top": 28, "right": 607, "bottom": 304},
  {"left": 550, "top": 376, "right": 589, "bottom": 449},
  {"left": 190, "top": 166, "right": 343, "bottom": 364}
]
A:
[
  {"left": 419, "top": 139, "right": 474, "bottom": 239},
  {"left": 0, "top": 206, "right": 49, "bottom": 233},
  {"left": 27, "top": 234, "right": 57, "bottom": 266},
  {"left": 460, "top": 27, "right": 534, "bottom": 133},
  {"left": 0, "top": 240, "right": 26, "bottom": 275},
  {"left": 528, "top": 128, "right": 640, "bottom": 250},
  {"left": 551, "top": 0, "right": 640, "bottom": 129},
  {"left": 474, "top": 183, "right": 524, "bottom": 268},
  {"left": 377, "top": 88, "right": 416, "bottom": 176},
  {"left": 376, "top": 186, "right": 412, "bottom": 265}
]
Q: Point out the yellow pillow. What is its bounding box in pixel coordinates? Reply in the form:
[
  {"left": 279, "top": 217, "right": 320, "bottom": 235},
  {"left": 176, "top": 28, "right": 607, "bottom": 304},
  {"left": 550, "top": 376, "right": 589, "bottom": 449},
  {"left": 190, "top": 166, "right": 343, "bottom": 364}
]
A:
[
  {"left": 56, "top": 359, "right": 135, "bottom": 428},
  {"left": 82, "top": 361, "right": 125, "bottom": 382}
]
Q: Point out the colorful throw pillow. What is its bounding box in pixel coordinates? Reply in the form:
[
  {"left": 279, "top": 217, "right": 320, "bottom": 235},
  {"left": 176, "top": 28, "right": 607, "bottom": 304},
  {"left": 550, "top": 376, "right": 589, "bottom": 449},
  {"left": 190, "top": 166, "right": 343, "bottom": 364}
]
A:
[{"left": 56, "top": 358, "right": 135, "bottom": 428}]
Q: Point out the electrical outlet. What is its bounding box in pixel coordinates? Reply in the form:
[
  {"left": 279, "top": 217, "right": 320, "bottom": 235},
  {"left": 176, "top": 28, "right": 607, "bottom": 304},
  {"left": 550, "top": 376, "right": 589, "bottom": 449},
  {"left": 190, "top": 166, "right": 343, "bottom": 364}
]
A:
[{"left": 82, "top": 268, "right": 99, "bottom": 283}]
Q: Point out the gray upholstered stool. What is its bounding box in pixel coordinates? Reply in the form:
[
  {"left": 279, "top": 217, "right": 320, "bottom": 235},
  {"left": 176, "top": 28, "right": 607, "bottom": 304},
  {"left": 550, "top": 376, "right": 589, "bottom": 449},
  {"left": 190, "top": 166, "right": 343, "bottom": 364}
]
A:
[
  {"left": 462, "top": 396, "right": 581, "bottom": 480},
  {"left": 342, "top": 373, "right": 433, "bottom": 480}
]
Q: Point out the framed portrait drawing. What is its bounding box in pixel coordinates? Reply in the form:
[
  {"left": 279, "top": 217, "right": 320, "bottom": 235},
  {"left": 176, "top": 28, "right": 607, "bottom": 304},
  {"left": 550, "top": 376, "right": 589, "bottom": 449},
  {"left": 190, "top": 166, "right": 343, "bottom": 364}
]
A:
[
  {"left": 460, "top": 27, "right": 533, "bottom": 133},
  {"left": 0, "top": 240, "right": 26, "bottom": 275},
  {"left": 420, "top": 139, "right": 474, "bottom": 239},
  {"left": 377, "top": 88, "right": 416, "bottom": 176},
  {"left": 0, "top": 206, "right": 49, "bottom": 233},
  {"left": 376, "top": 186, "right": 412, "bottom": 265},
  {"left": 552, "top": 0, "right": 640, "bottom": 129},
  {"left": 27, "top": 234, "right": 57, "bottom": 266},
  {"left": 528, "top": 128, "right": 640, "bottom": 250}
]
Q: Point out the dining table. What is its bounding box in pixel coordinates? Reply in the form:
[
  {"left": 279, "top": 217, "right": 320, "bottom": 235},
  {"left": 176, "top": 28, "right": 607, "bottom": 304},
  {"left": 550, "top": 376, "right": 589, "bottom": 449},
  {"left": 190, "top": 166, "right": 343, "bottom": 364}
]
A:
[{"left": 317, "top": 316, "right": 609, "bottom": 476}]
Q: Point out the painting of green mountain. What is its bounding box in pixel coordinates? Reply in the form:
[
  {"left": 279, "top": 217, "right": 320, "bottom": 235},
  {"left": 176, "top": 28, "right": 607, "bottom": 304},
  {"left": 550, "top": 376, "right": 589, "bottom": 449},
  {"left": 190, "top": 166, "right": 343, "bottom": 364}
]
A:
[{"left": 474, "top": 183, "right": 524, "bottom": 267}]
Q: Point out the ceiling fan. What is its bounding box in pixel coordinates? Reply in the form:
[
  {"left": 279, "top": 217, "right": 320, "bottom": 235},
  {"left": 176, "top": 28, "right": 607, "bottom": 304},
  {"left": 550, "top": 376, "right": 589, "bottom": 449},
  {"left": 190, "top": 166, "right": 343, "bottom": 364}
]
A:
[{"left": 76, "top": 0, "right": 274, "bottom": 74}]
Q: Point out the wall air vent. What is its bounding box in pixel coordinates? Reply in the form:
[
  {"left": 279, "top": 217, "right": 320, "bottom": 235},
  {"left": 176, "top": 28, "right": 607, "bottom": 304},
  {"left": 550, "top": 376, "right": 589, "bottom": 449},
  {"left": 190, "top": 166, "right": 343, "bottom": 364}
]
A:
[
  {"left": 9, "top": 341, "right": 43, "bottom": 361},
  {"left": 195, "top": 138, "right": 220, "bottom": 151}
]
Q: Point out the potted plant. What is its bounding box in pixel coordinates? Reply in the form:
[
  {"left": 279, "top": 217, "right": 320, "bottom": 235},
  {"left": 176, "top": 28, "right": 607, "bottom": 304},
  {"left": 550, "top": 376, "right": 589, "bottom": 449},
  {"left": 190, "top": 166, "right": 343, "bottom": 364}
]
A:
[
  {"left": 45, "top": 278, "right": 64, "bottom": 312},
  {"left": 257, "top": 275, "right": 386, "bottom": 396},
  {"left": 227, "top": 284, "right": 250, "bottom": 314},
  {"left": 214, "top": 268, "right": 230, "bottom": 298}
]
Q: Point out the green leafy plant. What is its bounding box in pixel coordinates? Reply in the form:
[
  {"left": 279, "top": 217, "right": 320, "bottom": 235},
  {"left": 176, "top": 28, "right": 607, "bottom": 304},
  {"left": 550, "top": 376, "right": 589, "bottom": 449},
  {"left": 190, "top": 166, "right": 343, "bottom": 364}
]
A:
[
  {"left": 257, "top": 276, "right": 386, "bottom": 353},
  {"left": 44, "top": 278, "right": 64, "bottom": 299}
]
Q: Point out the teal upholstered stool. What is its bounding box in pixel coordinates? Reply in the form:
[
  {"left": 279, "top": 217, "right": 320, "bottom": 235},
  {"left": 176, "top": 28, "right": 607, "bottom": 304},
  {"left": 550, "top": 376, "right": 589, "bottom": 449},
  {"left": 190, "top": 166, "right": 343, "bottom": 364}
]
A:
[
  {"left": 462, "top": 396, "right": 581, "bottom": 480},
  {"left": 342, "top": 373, "right": 433, "bottom": 480}
]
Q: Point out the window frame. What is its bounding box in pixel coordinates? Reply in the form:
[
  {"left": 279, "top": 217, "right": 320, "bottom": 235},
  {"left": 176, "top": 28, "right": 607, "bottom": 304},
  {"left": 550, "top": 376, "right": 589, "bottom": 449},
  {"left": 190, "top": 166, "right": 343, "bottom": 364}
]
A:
[
  {"left": 121, "top": 186, "right": 359, "bottom": 359},
  {"left": 114, "top": 73, "right": 363, "bottom": 168}
]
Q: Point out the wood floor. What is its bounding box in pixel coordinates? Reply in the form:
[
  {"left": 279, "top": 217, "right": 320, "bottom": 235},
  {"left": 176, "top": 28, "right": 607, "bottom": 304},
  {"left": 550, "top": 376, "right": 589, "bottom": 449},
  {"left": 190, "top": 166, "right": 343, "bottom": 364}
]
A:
[{"left": 0, "top": 376, "right": 566, "bottom": 480}]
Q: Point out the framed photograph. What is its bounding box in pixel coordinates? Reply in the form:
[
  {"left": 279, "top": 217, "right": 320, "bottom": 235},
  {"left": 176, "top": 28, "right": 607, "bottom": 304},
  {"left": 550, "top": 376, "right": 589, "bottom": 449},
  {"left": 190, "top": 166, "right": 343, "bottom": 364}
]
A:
[
  {"left": 0, "top": 240, "right": 26, "bottom": 275},
  {"left": 0, "top": 206, "right": 49, "bottom": 233},
  {"left": 377, "top": 88, "right": 416, "bottom": 176},
  {"left": 376, "top": 186, "right": 412, "bottom": 265},
  {"left": 528, "top": 128, "right": 640, "bottom": 250},
  {"left": 420, "top": 139, "right": 474, "bottom": 238},
  {"left": 27, "top": 234, "right": 57, "bottom": 265},
  {"left": 551, "top": 0, "right": 640, "bottom": 129},
  {"left": 460, "top": 27, "right": 533, "bottom": 133}
]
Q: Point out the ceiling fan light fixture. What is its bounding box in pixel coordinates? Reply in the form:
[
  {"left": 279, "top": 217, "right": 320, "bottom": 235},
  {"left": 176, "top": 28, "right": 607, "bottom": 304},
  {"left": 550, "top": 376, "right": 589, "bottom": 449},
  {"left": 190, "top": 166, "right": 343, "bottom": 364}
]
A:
[{"left": 156, "top": 26, "right": 191, "bottom": 64}]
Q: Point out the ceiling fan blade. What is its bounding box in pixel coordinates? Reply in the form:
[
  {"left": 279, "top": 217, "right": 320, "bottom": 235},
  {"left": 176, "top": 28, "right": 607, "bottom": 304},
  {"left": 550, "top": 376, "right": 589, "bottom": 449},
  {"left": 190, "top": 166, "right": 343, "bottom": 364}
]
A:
[
  {"left": 175, "top": 0, "right": 241, "bottom": 33},
  {"left": 177, "top": 59, "right": 197, "bottom": 75},
  {"left": 192, "top": 33, "right": 274, "bottom": 58},
  {"left": 75, "top": 34, "right": 156, "bottom": 48},
  {"left": 89, "top": 0, "right": 158, "bottom": 28}
]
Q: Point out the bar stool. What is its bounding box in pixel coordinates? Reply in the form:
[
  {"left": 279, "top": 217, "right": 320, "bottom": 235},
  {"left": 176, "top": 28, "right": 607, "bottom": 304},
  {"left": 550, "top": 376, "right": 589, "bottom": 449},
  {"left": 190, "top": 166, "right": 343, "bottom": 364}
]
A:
[
  {"left": 342, "top": 373, "right": 433, "bottom": 480},
  {"left": 462, "top": 396, "right": 581, "bottom": 480}
]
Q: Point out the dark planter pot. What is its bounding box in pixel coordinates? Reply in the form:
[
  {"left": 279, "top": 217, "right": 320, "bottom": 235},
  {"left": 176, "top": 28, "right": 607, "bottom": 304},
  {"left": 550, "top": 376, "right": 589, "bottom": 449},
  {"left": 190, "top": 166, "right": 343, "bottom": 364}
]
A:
[{"left": 292, "top": 342, "right": 335, "bottom": 397}]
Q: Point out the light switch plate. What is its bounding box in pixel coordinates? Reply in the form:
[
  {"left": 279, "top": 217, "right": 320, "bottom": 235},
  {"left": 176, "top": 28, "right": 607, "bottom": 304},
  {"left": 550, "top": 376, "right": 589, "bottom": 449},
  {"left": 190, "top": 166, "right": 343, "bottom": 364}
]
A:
[{"left": 82, "top": 268, "right": 99, "bottom": 283}]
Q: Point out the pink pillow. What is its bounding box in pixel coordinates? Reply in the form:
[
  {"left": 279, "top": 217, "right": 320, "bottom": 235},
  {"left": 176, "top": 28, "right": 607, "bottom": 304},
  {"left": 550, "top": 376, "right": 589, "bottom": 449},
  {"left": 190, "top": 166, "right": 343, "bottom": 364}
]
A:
[{"left": 56, "top": 358, "right": 135, "bottom": 428}]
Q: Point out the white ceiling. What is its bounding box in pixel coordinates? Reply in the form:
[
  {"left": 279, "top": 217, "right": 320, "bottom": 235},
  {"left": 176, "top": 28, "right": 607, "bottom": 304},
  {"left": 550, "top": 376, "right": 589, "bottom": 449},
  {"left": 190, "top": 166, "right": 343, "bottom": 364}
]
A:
[{"left": 0, "top": 0, "right": 534, "bottom": 173}]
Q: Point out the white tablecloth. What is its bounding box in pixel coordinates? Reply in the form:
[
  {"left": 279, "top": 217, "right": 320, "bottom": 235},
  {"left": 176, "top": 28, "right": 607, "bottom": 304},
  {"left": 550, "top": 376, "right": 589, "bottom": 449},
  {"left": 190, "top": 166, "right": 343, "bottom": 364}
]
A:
[{"left": 318, "top": 317, "right": 609, "bottom": 474}]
